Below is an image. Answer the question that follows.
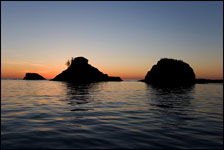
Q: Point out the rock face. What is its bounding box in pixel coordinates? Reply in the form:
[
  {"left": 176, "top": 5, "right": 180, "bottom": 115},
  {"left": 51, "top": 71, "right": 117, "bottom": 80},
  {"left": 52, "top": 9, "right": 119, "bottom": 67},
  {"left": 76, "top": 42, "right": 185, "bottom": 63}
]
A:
[
  {"left": 144, "top": 58, "right": 195, "bottom": 85},
  {"left": 52, "top": 57, "right": 122, "bottom": 82},
  {"left": 24, "top": 73, "right": 46, "bottom": 80}
]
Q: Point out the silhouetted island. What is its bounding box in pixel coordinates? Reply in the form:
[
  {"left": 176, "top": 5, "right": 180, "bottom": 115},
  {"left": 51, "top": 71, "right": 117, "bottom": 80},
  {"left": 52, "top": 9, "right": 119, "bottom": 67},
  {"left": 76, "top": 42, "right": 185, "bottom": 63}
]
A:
[
  {"left": 52, "top": 57, "right": 122, "bottom": 82},
  {"left": 142, "top": 58, "right": 195, "bottom": 85},
  {"left": 24, "top": 73, "right": 46, "bottom": 80}
]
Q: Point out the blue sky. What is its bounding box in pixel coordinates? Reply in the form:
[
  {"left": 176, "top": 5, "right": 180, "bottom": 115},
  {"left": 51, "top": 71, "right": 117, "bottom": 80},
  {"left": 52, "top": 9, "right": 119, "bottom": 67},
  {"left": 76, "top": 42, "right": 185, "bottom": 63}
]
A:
[{"left": 1, "top": 1, "right": 223, "bottom": 79}]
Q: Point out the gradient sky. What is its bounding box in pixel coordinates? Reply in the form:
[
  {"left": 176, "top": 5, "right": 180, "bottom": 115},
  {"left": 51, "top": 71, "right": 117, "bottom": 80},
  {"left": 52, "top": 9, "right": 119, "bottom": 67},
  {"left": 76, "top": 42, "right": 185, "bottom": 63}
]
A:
[{"left": 1, "top": 1, "right": 223, "bottom": 79}]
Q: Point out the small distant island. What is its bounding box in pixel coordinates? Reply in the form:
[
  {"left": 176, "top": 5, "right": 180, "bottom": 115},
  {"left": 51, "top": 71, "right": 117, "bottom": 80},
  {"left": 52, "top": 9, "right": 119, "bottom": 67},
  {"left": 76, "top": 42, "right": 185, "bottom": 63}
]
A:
[
  {"left": 23, "top": 73, "right": 46, "bottom": 80},
  {"left": 194, "top": 78, "right": 223, "bottom": 84},
  {"left": 52, "top": 57, "right": 122, "bottom": 82},
  {"left": 141, "top": 58, "right": 223, "bottom": 85}
]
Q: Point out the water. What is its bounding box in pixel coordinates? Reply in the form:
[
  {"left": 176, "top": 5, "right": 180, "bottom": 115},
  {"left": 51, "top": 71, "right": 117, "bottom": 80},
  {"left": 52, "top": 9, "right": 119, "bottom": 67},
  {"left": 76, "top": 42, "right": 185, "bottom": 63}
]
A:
[{"left": 1, "top": 80, "right": 223, "bottom": 149}]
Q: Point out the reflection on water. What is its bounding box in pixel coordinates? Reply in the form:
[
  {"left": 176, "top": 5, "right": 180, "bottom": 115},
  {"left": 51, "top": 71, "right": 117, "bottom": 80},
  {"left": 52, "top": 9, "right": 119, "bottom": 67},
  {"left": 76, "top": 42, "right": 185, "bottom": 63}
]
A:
[
  {"left": 65, "top": 82, "right": 94, "bottom": 111},
  {"left": 148, "top": 84, "right": 194, "bottom": 109},
  {"left": 64, "top": 82, "right": 107, "bottom": 112},
  {"left": 1, "top": 80, "right": 223, "bottom": 149},
  {"left": 146, "top": 84, "right": 195, "bottom": 128}
]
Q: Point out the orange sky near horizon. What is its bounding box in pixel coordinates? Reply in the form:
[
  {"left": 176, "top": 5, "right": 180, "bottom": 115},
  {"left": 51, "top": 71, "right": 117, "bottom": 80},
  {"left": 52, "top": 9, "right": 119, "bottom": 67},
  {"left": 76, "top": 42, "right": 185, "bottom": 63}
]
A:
[
  {"left": 1, "top": 57, "right": 223, "bottom": 80},
  {"left": 2, "top": 2, "right": 223, "bottom": 80}
]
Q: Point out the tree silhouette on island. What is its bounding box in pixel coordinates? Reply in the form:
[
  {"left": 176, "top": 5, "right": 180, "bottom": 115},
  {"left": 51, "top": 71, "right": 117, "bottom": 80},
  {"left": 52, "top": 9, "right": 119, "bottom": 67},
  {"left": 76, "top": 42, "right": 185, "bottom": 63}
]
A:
[
  {"left": 23, "top": 56, "right": 222, "bottom": 84},
  {"left": 52, "top": 57, "right": 122, "bottom": 82}
]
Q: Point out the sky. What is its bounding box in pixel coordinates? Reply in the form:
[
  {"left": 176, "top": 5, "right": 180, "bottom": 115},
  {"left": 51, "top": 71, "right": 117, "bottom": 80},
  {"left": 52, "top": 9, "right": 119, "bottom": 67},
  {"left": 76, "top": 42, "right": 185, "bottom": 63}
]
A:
[{"left": 1, "top": 1, "right": 223, "bottom": 80}]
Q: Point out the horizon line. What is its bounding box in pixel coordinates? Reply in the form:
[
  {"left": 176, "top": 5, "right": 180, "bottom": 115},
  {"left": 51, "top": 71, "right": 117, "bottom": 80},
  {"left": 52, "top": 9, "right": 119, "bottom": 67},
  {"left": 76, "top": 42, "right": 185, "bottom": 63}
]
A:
[{"left": 1, "top": 77, "right": 223, "bottom": 81}]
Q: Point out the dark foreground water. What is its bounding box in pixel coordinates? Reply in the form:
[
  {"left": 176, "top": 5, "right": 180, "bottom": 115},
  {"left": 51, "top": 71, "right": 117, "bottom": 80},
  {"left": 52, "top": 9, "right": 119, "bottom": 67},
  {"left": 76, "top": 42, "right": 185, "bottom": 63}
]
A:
[{"left": 1, "top": 80, "right": 223, "bottom": 149}]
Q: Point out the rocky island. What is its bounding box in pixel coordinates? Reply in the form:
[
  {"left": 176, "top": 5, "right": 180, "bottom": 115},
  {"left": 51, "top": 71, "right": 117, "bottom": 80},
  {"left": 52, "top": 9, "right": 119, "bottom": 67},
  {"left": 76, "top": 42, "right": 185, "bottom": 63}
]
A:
[
  {"left": 24, "top": 73, "right": 46, "bottom": 80},
  {"left": 52, "top": 57, "right": 122, "bottom": 82},
  {"left": 142, "top": 58, "right": 195, "bottom": 85}
]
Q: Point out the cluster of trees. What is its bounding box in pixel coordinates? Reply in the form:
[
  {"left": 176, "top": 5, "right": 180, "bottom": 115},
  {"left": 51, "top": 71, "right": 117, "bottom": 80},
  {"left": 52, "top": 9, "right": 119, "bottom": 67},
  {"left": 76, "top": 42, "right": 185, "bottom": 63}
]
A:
[{"left": 65, "top": 57, "right": 74, "bottom": 67}]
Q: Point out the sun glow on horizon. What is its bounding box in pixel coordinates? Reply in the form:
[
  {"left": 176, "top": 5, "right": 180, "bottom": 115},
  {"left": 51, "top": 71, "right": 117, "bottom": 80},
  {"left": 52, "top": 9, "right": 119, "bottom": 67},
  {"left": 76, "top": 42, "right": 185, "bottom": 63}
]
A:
[
  {"left": 1, "top": 59, "right": 223, "bottom": 80},
  {"left": 1, "top": 2, "right": 223, "bottom": 80}
]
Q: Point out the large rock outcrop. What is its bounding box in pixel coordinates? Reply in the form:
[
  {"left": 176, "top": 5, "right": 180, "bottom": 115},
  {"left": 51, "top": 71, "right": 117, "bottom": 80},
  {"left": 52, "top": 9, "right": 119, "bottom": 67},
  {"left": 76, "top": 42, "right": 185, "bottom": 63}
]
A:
[
  {"left": 24, "top": 73, "right": 46, "bottom": 80},
  {"left": 52, "top": 57, "right": 122, "bottom": 82},
  {"left": 143, "top": 58, "right": 195, "bottom": 85}
]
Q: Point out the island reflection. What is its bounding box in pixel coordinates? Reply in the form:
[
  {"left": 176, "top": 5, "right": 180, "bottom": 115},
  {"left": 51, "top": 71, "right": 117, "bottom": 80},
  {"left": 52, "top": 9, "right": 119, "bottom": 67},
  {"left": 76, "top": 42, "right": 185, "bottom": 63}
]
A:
[
  {"left": 64, "top": 82, "right": 100, "bottom": 112},
  {"left": 146, "top": 84, "right": 195, "bottom": 127}
]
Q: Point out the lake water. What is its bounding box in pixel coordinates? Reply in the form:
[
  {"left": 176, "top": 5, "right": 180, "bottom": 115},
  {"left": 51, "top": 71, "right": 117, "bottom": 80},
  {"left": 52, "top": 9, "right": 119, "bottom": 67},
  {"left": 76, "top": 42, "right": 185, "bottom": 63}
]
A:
[{"left": 1, "top": 80, "right": 223, "bottom": 149}]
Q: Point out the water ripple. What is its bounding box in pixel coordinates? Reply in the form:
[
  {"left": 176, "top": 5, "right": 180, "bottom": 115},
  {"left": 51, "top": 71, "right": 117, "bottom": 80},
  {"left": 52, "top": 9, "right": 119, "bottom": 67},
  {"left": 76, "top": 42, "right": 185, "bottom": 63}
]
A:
[{"left": 1, "top": 80, "right": 223, "bottom": 149}]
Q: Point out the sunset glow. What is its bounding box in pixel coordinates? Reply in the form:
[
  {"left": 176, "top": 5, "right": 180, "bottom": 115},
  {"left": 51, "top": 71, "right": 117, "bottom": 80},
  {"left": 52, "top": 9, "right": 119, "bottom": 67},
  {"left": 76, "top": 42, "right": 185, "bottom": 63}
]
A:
[{"left": 1, "top": 2, "right": 223, "bottom": 80}]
